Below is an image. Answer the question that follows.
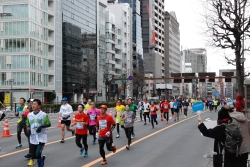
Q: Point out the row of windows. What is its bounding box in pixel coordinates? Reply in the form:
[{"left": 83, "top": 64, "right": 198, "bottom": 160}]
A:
[
  {"left": 0, "top": 55, "right": 52, "bottom": 72},
  {"left": 0, "top": 21, "right": 29, "bottom": 36},
  {"left": 3, "top": 4, "right": 29, "bottom": 19},
  {"left": 0, "top": 72, "right": 52, "bottom": 87},
  {"left": 30, "top": 5, "right": 50, "bottom": 26}
]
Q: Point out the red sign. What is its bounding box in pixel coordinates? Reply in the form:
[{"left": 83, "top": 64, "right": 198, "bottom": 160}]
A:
[{"left": 30, "top": 88, "right": 34, "bottom": 92}]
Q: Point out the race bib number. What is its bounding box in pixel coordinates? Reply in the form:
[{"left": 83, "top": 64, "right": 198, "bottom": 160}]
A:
[
  {"left": 184, "top": 106, "right": 187, "bottom": 109},
  {"left": 76, "top": 122, "right": 83, "bottom": 129},
  {"left": 150, "top": 108, "right": 154, "bottom": 112},
  {"left": 174, "top": 106, "right": 177, "bottom": 109},
  {"left": 19, "top": 111, "right": 24, "bottom": 118},
  {"left": 99, "top": 120, "right": 107, "bottom": 129},
  {"left": 31, "top": 126, "right": 39, "bottom": 135},
  {"left": 90, "top": 114, "right": 96, "bottom": 121},
  {"left": 126, "top": 117, "right": 132, "bottom": 123},
  {"left": 164, "top": 105, "right": 168, "bottom": 109},
  {"left": 117, "top": 111, "right": 121, "bottom": 116}
]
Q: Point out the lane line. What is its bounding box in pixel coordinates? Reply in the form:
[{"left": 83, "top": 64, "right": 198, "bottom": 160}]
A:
[
  {"left": 0, "top": 136, "right": 75, "bottom": 158},
  {"left": 82, "top": 111, "right": 207, "bottom": 167}
]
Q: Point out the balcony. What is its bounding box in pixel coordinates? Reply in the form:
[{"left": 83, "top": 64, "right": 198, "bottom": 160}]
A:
[
  {"left": 115, "top": 54, "right": 122, "bottom": 60},
  {"left": 48, "top": 37, "right": 54, "bottom": 43},
  {"left": 48, "top": 52, "right": 54, "bottom": 57},
  {"left": 48, "top": 82, "right": 54, "bottom": 87},
  {"left": 48, "top": 7, "right": 54, "bottom": 14},
  {"left": 115, "top": 64, "right": 122, "bottom": 70},
  {"left": 115, "top": 44, "right": 121, "bottom": 49},
  {"left": 106, "top": 59, "right": 115, "bottom": 64},
  {"left": 48, "top": 23, "right": 54, "bottom": 29},
  {"left": 48, "top": 67, "right": 54, "bottom": 72}
]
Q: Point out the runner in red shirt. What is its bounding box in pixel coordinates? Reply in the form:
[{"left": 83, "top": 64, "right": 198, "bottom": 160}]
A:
[
  {"left": 96, "top": 105, "right": 116, "bottom": 165},
  {"left": 71, "top": 104, "right": 89, "bottom": 157},
  {"left": 162, "top": 99, "right": 171, "bottom": 124},
  {"left": 159, "top": 97, "right": 164, "bottom": 121}
]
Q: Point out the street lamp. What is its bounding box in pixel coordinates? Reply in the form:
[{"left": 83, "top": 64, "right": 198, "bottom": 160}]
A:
[{"left": 9, "top": 79, "right": 14, "bottom": 111}]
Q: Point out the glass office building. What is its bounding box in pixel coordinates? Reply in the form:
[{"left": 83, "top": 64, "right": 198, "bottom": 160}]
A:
[
  {"left": 62, "top": 0, "right": 97, "bottom": 100},
  {"left": 0, "top": 0, "right": 56, "bottom": 102}
]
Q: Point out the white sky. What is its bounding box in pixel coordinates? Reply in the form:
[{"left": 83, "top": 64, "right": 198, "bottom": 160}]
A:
[{"left": 164, "top": 0, "right": 250, "bottom": 75}]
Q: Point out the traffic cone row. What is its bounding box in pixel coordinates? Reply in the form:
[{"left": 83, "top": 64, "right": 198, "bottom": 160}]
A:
[
  {"left": 1, "top": 119, "right": 12, "bottom": 137},
  {"left": 57, "top": 114, "right": 62, "bottom": 127}
]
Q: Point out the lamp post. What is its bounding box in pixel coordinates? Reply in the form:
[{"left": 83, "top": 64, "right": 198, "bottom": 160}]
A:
[
  {"left": 72, "top": 84, "right": 75, "bottom": 102},
  {"left": 9, "top": 79, "right": 14, "bottom": 111}
]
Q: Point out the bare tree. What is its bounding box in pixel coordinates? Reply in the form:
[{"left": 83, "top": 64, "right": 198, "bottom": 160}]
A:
[
  {"left": 103, "top": 68, "right": 115, "bottom": 101},
  {"left": 203, "top": 0, "right": 250, "bottom": 96},
  {"left": 133, "top": 71, "right": 145, "bottom": 100}
]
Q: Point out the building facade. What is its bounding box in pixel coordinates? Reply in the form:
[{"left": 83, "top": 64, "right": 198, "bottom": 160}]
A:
[
  {"left": 184, "top": 48, "right": 207, "bottom": 73},
  {"left": 106, "top": 2, "right": 133, "bottom": 99},
  {"left": 0, "top": 0, "right": 58, "bottom": 103},
  {"left": 141, "top": 0, "right": 165, "bottom": 84},
  {"left": 219, "top": 69, "right": 237, "bottom": 99},
  {"left": 164, "top": 11, "right": 180, "bottom": 92},
  {"left": 118, "top": 0, "right": 144, "bottom": 98}
]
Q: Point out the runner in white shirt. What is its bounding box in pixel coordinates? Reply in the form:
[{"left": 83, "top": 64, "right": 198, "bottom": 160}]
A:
[
  {"left": 137, "top": 98, "right": 144, "bottom": 122},
  {"left": 170, "top": 99, "right": 174, "bottom": 117},
  {"left": 59, "top": 97, "right": 75, "bottom": 143},
  {"left": 143, "top": 99, "right": 150, "bottom": 125}
]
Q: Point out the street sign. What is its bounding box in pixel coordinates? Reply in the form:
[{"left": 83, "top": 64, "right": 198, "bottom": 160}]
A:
[
  {"left": 30, "top": 88, "right": 34, "bottom": 92},
  {"left": 128, "top": 75, "right": 133, "bottom": 80},
  {"left": 213, "top": 91, "right": 220, "bottom": 96},
  {"left": 192, "top": 102, "right": 205, "bottom": 113}
]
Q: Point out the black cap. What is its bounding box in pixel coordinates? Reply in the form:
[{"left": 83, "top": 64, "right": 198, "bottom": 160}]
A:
[{"left": 218, "top": 107, "right": 231, "bottom": 121}]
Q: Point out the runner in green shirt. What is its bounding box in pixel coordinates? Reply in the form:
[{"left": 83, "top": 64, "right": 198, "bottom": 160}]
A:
[{"left": 127, "top": 97, "right": 137, "bottom": 139}]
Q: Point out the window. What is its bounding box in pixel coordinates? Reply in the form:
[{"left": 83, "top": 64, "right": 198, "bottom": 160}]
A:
[{"left": 71, "top": 13, "right": 74, "bottom": 20}]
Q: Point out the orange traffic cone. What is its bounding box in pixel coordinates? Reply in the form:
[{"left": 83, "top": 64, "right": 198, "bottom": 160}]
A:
[
  {"left": 110, "top": 111, "right": 112, "bottom": 116},
  {"left": 71, "top": 114, "right": 76, "bottom": 125},
  {"left": 1, "top": 119, "right": 12, "bottom": 137},
  {"left": 57, "top": 114, "right": 62, "bottom": 127}
]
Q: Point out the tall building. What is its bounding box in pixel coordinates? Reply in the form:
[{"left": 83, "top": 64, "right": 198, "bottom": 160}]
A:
[
  {"left": 62, "top": 0, "right": 104, "bottom": 102},
  {"left": 141, "top": 0, "right": 165, "bottom": 82},
  {"left": 106, "top": 2, "right": 133, "bottom": 99},
  {"left": 184, "top": 63, "right": 193, "bottom": 97},
  {"left": 0, "top": 0, "right": 58, "bottom": 102},
  {"left": 219, "top": 69, "right": 237, "bottom": 99},
  {"left": 118, "top": 0, "right": 144, "bottom": 98},
  {"left": 184, "top": 48, "right": 207, "bottom": 73}
]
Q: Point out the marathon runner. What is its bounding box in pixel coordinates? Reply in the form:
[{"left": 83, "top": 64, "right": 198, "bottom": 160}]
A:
[
  {"left": 122, "top": 104, "right": 136, "bottom": 150},
  {"left": 96, "top": 105, "right": 116, "bottom": 165},
  {"left": 149, "top": 102, "right": 158, "bottom": 128},
  {"left": 71, "top": 104, "right": 89, "bottom": 157},
  {"left": 143, "top": 99, "right": 150, "bottom": 125},
  {"left": 159, "top": 97, "right": 164, "bottom": 121},
  {"left": 15, "top": 97, "right": 28, "bottom": 149},
  {"left": 182, "top": 98, "right": 189, "bottom": 119},
  {"left": 84, "top": 99, "right": 92, "bottom": 114},
  {"left": 162, "top": 99, "right": 170, "bottom": 124},
  {"left": 26, "top": 99, "right": 51, "bottom": 167},
  {"left": 87, "top": 102, "right": 100, "bottom": 145},
  {"left": 137, "top": 98, "right": 144, "bottom": 122},
  {"left": 127, "top": 97, "right": 137, "bottom": 138},
  {"left": 170, "top": 99, "right": 174, "bottom": 117},
  {"left": 114, "top": 99, "right": 125, "bottom": 138},
  {"left": 173, "top": 99, "right": 180, "bottom": 121},
  {"left": 59, "top": 97, "right": 75, "bottom": 143}
]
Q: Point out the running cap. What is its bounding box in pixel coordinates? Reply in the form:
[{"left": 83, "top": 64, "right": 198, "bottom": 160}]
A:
[
  {"left": 100, "top": 105, "right": 108, "bottom": 109},
  {"left": 27, "top": 99, "right": 34, "bottom": 103},
  {"left": 62, "top": 97, "right": 68, "bottom": 101}
]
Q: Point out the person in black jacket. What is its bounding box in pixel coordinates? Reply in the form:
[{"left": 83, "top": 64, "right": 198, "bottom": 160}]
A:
[{"left": 198, "top": 106, "right": 239, "bottom": 167}]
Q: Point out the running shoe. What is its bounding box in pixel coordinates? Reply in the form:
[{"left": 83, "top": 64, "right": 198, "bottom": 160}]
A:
[
  {"left": 156, "top": 121, "right": 158, "bottom": 125},
  {"left": 27, "top": 159, "right": 35, "bottom": 166},
  {"left": 126, "top": 146, "right": 130, "bottom": 150},
  {"left": 24, "top": 153, "right": 31, "bottom": 159},
  {"left": 42, "top": 155, "right": 46, "bottom": 167},
  {"left": 60, "top": 139, "right": 65, "bottom": 143},
  {"left": 92, "top": 141, "right": 97, "bottom": 145},
  {"left": 161, "top": 119, "right": 163, "bottom": 121},
  {"left": 16, "top": 144, "right": 22, "bottom": 149},
  {"left": 174, "top": 119, "right": 176, "bottom": 121},
  {"left": 116, "top": 134, "right": 120, "bottom": 138},
  {"left": 72, "top": 129, "right": 75, "bottom": 136},
  {"left": 80, "top": 148, "right": 84, "bottom": 155},
  {"left": 101, "top": 160, "right": 107, "bottom": 165},
  {"left": 144, "top": 122, "right": 146, "bottom": 125},
  {"left": 184, "top": 115, "right": 187, "bottom": 119},
  {"left": 84, "top": 152, "right": 88, "bottom": 157},
  {"left": 112, "top": 144, "right": 116, "bottom": 153},
  {"left": 152, "top": 126, "right": 154, "bottom": 129},
  {"left": 131, "top": 134, "right": 135, "bottom": 139}
]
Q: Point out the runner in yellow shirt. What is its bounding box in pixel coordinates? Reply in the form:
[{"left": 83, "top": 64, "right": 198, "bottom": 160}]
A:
[
  {"left": 84, "top": 99, "right": 92, "bottom": 113},
  {"left": 114, "top": 99, "right": 125, "bottom": 138}
]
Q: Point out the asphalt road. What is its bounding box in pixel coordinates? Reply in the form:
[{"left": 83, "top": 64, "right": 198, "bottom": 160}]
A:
[{"left": 0, "top": 107, "right": 219, "bottom": 167}]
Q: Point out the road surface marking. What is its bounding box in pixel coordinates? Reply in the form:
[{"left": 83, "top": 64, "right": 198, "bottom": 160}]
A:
[
  {"left": 0, "top": 136, "right": 75, "bottom": 158},
  {"left": 82, "top": 111, "right": 207, "bottom": 167}
]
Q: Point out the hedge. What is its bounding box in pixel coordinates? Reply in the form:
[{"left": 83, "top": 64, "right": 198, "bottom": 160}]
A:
[{"left": 42, "top": 102, "right": 117, "bottom": 113}]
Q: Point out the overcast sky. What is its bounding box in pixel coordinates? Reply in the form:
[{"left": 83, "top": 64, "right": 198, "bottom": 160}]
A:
[{"left": 164, "top": 0, "right": 250, "bottom": 75}]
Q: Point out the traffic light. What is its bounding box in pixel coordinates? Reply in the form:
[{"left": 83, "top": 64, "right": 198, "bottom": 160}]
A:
[
  {"left": 222, "top": 72, "right": 233, "bottom": 82},
  {"left": 183, "top": 73, "right": 195, "bottom": 83},
  {"left": 198, "top": 73, "right": 206, "bottom": 82}
]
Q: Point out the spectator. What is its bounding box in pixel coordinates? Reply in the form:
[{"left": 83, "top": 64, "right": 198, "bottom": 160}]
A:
[{"left": 234, "top": 94, "right": 245, "bottom": 113}]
